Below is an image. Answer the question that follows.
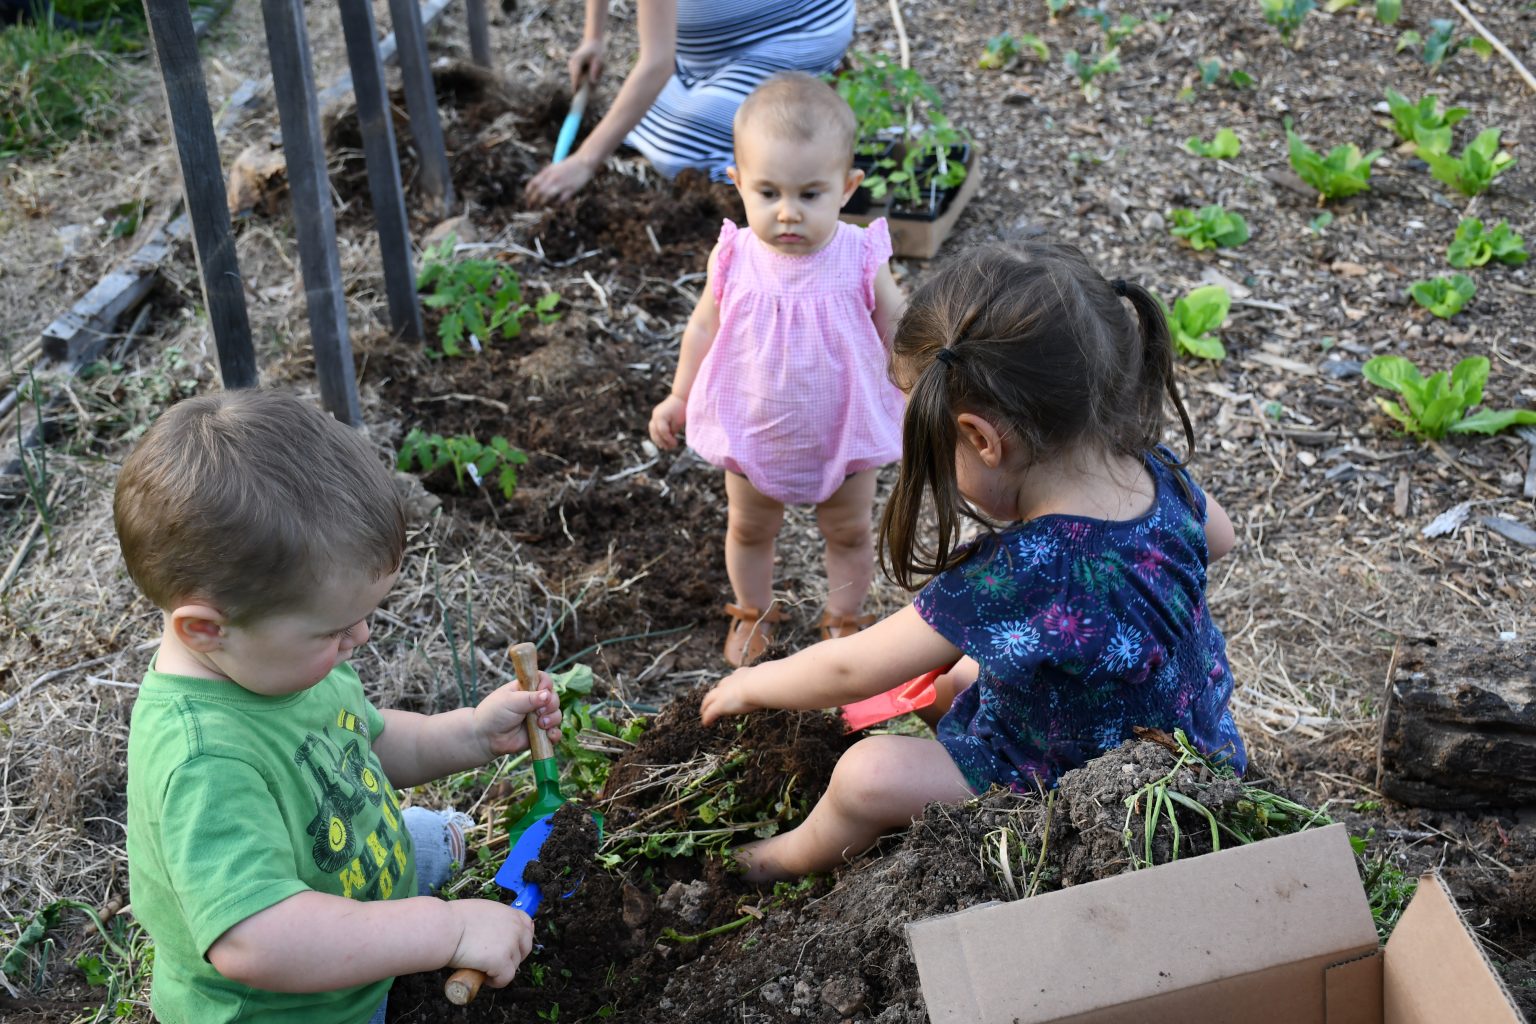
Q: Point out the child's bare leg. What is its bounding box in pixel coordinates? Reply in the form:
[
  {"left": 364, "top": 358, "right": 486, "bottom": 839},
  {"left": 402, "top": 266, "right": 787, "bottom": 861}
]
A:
[
  {"left": 815, "top": 469, "right": 879, "bottom": 620},
  {"left": 724, "top": 472, "right": 785, "bottom": 611},
  {"left": 736, "top": 735, "right": 972, "bottom": 882}
]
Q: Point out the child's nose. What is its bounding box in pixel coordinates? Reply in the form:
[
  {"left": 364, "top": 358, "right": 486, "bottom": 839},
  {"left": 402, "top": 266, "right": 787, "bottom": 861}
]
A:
[{"left": 777, "top": 200, "right": 800, "bottom": 223}]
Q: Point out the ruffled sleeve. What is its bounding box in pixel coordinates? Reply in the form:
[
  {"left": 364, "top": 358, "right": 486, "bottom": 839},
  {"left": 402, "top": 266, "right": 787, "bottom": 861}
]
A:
[
  {"left": 860, "top": 217, "right": 893, "bottom": 311},
  {"left": 711, "top": 219, "right": 740, "bottom": 304}
]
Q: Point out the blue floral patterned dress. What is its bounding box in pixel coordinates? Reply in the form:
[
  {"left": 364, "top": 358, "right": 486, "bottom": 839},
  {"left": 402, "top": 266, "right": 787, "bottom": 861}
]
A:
[{"left": 914, "top": 448, "right": 1246, "bottom": 793}]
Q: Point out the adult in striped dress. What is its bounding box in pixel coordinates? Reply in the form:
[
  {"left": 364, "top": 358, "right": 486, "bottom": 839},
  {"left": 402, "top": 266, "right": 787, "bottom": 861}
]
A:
[{"left": 525, "top": 0, "right": 855, "bottom": 205}]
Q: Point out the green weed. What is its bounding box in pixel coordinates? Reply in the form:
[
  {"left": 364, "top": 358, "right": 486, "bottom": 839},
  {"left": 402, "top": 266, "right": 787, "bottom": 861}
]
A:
[
  {"left": 1259, "top": 0, "right": 1315, "bottom": 45},
  {"left": 1063, "top": 47, "right": 1121, "bottom": 101},
  {"left": 0, "top": 16, "right": 120, "bottom": 159},
  {"left": 978, "top": 32, "right": 1048, "bottom": 69}
]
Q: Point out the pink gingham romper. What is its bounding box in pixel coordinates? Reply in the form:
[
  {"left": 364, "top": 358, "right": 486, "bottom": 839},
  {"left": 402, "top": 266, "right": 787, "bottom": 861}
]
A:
[{"left": 685, "top": 218, "right": 905, "bottom": 505}]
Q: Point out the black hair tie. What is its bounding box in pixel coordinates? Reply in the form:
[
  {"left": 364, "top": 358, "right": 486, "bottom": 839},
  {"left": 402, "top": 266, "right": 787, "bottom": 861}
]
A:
[
  {"left": 935, "top": 347, "right": 959, "bottom": 367},
  {"left": 1111, "top": 278, "right": 1130, "bottom": 297}
]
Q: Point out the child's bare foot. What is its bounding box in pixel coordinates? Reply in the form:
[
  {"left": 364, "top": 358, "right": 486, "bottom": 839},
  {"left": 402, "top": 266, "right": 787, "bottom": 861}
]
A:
[{"left": 734, "top": 838, "right": 795, "bottom": 884}]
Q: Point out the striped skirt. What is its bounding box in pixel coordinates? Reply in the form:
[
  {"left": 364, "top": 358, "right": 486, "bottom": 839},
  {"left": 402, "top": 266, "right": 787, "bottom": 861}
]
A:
[{"left": 625, "top": 0, "right": 855, "bottom": 180}]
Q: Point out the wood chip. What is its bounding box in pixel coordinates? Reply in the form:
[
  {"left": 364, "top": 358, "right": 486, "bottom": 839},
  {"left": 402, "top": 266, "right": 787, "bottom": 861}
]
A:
[
  {"left": 1481, "top": 516, "right": 1536, "bottom": 549},
  {"left": 1423, "top": 501, "right": 1473, "bottom": 538},
  {"left": 1330, "top": 261, "right": 1368, "bottom": 277},
  {"left": 1394, "top": 472, "right": 1410, "bottom": 518},
  {"left": 1243, "top": 351, "right": 1317, "bottom": 376}
]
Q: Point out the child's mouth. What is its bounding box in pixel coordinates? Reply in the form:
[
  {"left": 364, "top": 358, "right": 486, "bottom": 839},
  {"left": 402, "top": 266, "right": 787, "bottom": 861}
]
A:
[{"left": 776, "top": 233, "right": 804, "bottom": 244}]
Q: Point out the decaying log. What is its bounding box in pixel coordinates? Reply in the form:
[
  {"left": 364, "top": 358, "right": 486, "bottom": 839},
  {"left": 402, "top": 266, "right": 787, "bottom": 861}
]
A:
[{"left": 1376, "top": 636, "right": 1536, "bottom": 809}]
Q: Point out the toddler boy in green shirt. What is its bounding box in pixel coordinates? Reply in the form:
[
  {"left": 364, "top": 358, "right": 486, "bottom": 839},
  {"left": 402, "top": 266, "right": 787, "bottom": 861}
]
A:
[{"left": 116, "top": 389, "right": 561, "bottom": 1023}]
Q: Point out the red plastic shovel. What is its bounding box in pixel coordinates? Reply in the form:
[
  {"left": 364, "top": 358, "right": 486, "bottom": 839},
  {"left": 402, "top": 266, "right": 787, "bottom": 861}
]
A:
[{"left": 839, "top": 666, "right": 952, "bottom": 733}]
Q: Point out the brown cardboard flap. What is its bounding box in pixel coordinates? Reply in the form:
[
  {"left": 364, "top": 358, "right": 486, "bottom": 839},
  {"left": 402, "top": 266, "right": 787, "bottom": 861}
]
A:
[
  {"left": 909, "top": 824, "right": 1378, "bottom": 1023},
  {"left": 1383, "top": 875, "right": 1521, "bottom": 1024},
  {"left": 1325, "top": 952, "right": 1383, "bottom": 1024}
]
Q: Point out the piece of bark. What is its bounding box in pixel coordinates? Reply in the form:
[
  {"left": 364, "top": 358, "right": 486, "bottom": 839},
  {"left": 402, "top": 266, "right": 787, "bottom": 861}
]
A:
[{"left": 1376, "top": 636, "right": 1536, "bottom": 809}]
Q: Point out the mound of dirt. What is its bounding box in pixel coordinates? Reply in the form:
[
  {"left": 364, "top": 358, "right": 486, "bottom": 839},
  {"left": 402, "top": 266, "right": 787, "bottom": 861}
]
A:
[{"left": 385, "top": 708, "right": 1255, "bottom": 1023}]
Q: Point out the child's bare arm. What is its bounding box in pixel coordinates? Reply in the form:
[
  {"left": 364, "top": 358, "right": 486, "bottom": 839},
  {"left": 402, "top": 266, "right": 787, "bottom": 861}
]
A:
[
  {"left": 1204, "top": 494, "right": 1235, "bottom": 561},
  {"left": 208, "top": 891, "right": 531, "bottom": 992},
  {"left": 700, "top": 605, "right": 958, "bottom": 724},
  {"left": 649, "top": 243, "right": 723, "bottom": 448},
  {"left": 871, "top": 263, "right": 905, "bottom": 346},
  {"left": 373, "top": 673, "right": 561, "bottom": 789}
]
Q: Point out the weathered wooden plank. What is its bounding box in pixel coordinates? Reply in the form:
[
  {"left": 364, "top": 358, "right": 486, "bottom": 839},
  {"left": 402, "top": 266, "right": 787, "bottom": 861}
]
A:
[
  {"left": 386, "top": 0, "right": 456, "bottom": 216},
  {"left": 260, "top": 0, "right": 360, "bottom": 425},
  {"left": 315, "top": 0, "right": 455, "bottom": 113},
  {"left": 337, "top": 0, "right": 424, "bottom": 342},
  {"left": 140, "top": 0, "right": 258, "bottom": 389},
  {"left": 465, "top": 0, "right": 491, "bottom": 67},
  {"left": 1376, "top": 636, "right": 1536, "bottom": 809}
]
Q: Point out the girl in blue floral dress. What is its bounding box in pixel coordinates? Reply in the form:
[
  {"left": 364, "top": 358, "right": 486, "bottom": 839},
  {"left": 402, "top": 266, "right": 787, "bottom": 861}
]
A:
[{"left": 700, "top": 242, "right": 1246, "bottom": 882}]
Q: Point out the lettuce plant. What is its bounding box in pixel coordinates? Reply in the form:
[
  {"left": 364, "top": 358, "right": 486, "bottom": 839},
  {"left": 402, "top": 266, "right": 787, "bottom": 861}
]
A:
[
  {"left": 1185, "top": 128, "right": 1241, "bottom": 159},
  {"left": 1159, "top": 285, "right": 1231, "bottom": 360},
  {"left": 1260, "top": 0, "right": 1315, "bottom": 45},
  {"left": 1063, "top": 47, "right": 1120, "bottom": 101},
  {"left": 1285, "top": 119, "right": 1380, "bottom": 201},
  {"left": 1168, "top": 205, "right": 1250, "bottom": 250},
  {"left": 1363, "top": 356, "right": 1536, "bottom": 439},
  {"left": 1408, "top": 274, "right": 1475, "bottom": 318},
  {"left": 1446, "top": 219, "right": 1528, "bottom": 268},
  {"left": 1420, "top": 128, "right": 1516, "bottom": 197},
  {"left": 1382, "top": 89, "right": 1467, "bottom": 155}
]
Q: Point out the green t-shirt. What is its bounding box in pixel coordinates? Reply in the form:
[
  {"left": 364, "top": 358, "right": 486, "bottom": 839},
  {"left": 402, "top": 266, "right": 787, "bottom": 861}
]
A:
[{"left": 126, "top": 661, "right": 418, "bottom": 1024}]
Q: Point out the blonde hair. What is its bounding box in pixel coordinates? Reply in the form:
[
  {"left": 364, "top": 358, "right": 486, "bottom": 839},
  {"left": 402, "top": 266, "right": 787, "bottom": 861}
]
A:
[
  {"left": 114, "top": 389, "right": 405, "bottom": 622},
  {"left": 734, "top": 71, "right": 856, "bottom": 166}
]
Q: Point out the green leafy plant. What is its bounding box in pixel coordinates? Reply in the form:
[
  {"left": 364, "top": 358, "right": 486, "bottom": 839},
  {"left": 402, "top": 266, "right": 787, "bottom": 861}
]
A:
[
  {"left": 1284, "top": 118, "right": 1381, "bottom": 201},
  {"left": 1063, "top": 47, "right": 1121, "bottom": 101},
  {"left": 1185, "top": 128, "right": 1241, "bottom": 159},
  {"left": 1446, "top": 218, "right": 1528, "bottom": 268},
  {"left": 1351, "top": 834, "right": 1417, "bottom": 941},
  {"left": 1419, "top": 128, "right": 1516, "bottom": 197},
  {"left": 1259, "top": 0, "right": 1315, "bottom": 45},
  {"left": 1168, "top": 205, "right": 1251, "bottom": 250},
  {"left": 978, "top": 31, "right": 1048, "bottom": 69},
  {"left": 1308, "top": 211, "right": 1334, "bottom": 235},
  {"left": 1397, "top": 18, "right": 1491, "bottom": 67},
  {"left": 1383, "top": 89, "right": 1468, "bottom": 155},
  {"left": 397, "top": 429, "right": 529, "bottom": 499},
  {"left": 1375, "top": 0, "right": 1400, "bottom": 24},
  {"left": 1045, "top": 0, "right": 1074, "bottom": 15},
  {"left": 1160, "top": 285, "right": 1231, "bottom": 360},
  {"left": 1079, "top": 6, "right": 1140, "bottom": 46},
  {"left": 0, "top": 16, "right": 121, "bottom": 159},
  {"left": 1363, "top": 355, "right": 1536, "bottom": 438},
  {"left": 879, "top": 112, "right": 971, "bottom": 213},
  {"left": 417, "top": 237, "right": 561, "bottom": 356},
  {"left": 1408, "top": 273, "right": 1476, "bottom": 318}
]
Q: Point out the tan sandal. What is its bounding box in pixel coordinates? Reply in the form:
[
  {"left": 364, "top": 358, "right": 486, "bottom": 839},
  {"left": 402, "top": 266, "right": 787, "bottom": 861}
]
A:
[
  {"left": 817, "top": 610, "right": 877, "bottom": 642},
  {"left": 722, "top": 603, "right": 787, "bottom": 668}
]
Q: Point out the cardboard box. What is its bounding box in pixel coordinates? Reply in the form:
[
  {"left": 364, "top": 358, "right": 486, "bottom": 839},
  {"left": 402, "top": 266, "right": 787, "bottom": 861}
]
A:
[
  {"left": 908, "top": 824, "right": 1521, "bottom": 1023},
  {"left": 840, "top": 148, "right": 983, "bottom": 260}
]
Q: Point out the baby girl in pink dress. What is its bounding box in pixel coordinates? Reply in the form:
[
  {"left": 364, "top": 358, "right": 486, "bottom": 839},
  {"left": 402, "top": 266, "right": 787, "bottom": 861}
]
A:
[{"left": 648, "top": 71, "right": 906, "bottom": 668}]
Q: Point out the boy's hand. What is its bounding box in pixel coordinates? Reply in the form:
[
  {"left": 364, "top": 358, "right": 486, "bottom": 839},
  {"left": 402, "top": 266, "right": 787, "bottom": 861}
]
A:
[
  {"left": 648, "top": 395, "right": 686, "bottom": 449},
  {"left": 446, "top": 900, "right": 533, "bottom": 987},
  {"left": 474, "top": 673, "right": 563, "bottom": 758},
  {"left": 700, "top": 670, "right": 759, "bottom": 726}
]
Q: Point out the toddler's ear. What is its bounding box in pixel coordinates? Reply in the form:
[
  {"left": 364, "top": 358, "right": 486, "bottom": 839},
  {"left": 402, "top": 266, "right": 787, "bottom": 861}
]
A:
[
  {"left": 170, "top": 604, "right": 228, "bottom": 653},
  {"left": 841, "top": 167, "right": 865, "bottom": 205},
  {"left": 725, "top": 165, "right": 741, "bottom": 188}
]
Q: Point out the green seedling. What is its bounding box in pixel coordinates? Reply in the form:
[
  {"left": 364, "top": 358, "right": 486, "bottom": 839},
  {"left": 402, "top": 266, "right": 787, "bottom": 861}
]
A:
[
  {"left": 1382, "top": 89, "right": 1468, "bottom": 155},
  {"left": 1063, "top": 47, "right": 1121, "bottom": 101},
  {"left": 1408, "top": 273, "right": 1476, "bottom": 318},
  {"left": 1285, "top": 118, "right": 1381, "bottom": 202},
  {"left": 829, "top": 50, "right": 943, "bottom": 146},
  {"left": 1420, "top": 128, "right": 1516, "bottom": 197},
  {"left": 1446, "top": 218, "right": 1528, "bottom": 268},
  {"left": 397, "top": 429, "right": 529, "bottom": 499},
  {"left": 1185, "top": 128, "right": 1241, "bottom": 159},
  {"left": 1168, "top": 204, "right": 1251, "bottom": 250},
  {"left": 1308, "top": 211, "right": 1334, "bottom": 235},
  {"left": 1363, "top": 355, "right": 1536, "bottom": 439},
  {"left": 417, "top": 237, "right": 561, "bottom": 356},
  {"left": 1375, "top": 0, "right": 1399, "bottom": 24},
  {"left": 1397, "top": 18, "right": 1492, "bottom": 67},
  {"left": 1045, "top": 0, "right": 1073, "bottom": 15},
  {"left": 978, "top": 32, "right": 1048, "bottom": 69},
  {"left": 1160, "top": 285, "right": 1231, "bottom": 360},
  {"left": 1079, "top": 6, "right": 1140, "bottom": 46},
  {"left": 1260, "top": 0, "right": 1315, "bottom": 45}
]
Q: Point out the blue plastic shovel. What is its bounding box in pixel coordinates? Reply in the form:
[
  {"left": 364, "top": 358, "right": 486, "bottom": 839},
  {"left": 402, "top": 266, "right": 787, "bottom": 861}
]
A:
[{"left": 552, "top": 82, "right": 590, "bottom": 164}]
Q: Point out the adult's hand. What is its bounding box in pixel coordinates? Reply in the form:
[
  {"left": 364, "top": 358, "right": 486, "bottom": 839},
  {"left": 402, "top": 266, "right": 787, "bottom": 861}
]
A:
[
  {"left": 568, "top": 37, "right": 604, "bottom": 90},
  {"left": 524, "top": 154, "right": 596, "bottom": 206}
]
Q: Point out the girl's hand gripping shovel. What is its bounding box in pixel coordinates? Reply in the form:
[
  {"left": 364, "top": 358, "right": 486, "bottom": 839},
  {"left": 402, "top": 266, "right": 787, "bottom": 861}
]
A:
[
  {"left": 839, "top": 665, "right": 954, "bottom": 733},
  {"left": 444, "top": 643, "right": 599, "bottom": 1005},
  {"left": 551, "top": 82, "right": 590, "bottom": 164}
]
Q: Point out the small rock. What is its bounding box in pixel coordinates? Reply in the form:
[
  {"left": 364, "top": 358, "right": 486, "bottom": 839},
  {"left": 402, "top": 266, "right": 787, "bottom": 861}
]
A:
[
  {"left": 621, "top": 882, "right": 654, "bottom": 929},
  {"left": 391, "top": 472, "right": 440, "bottom": 523},
  {"left": 1106, "top": 191, "right": 1131, "bottom": 219},
  {"left": 1140, "top": 211, "right": 1165, "bottom": 233},
  {"left": 1320, "top": 358, "right": 1363, "bottom": 380},
  {"left": 821, "top": 976, "right": 869, "bottom": 1016},
  {"left": 760, "top": 981, "right": 786, "bottom": 1006}
]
